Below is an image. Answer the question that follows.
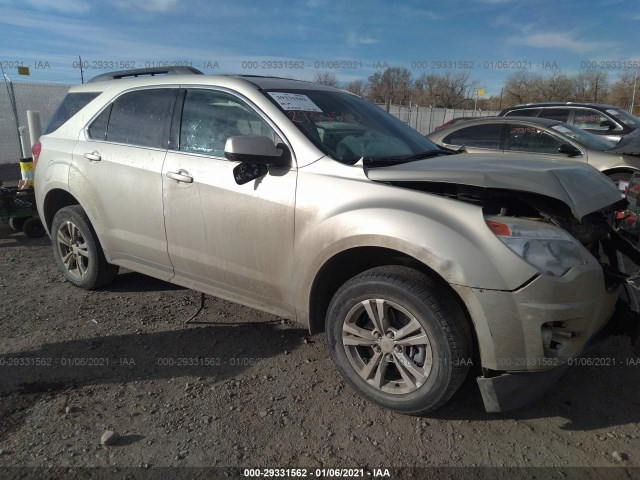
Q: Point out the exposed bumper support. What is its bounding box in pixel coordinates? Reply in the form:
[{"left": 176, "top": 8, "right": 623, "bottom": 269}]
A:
[
  {"left": 478, "top": 366, "right": 569, "bottom": 413},
  {"left": 478, "top": 275, "right": 640, "bottom": 413}
]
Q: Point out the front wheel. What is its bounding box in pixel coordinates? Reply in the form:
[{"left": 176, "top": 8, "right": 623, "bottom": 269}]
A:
[
  {"left": 326, "top": 266, "right": 472, "bottom": 415},
  {"left": 51, "top": 205, "right": 119, "bottom": 289}
]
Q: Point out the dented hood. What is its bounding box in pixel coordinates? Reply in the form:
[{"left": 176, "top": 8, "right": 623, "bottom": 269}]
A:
[
  {"left": 365, "top": 153, "right": 624, "bottom": 220},
  {"left": 609, "top": 128, "right": 640, "bottom": 156}
]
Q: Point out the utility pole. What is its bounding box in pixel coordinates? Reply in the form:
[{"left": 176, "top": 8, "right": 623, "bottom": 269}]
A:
[
  {"left": 1, "top": 63, "right": 24, "bottom": 157},
  {"left": 631, "top": 70, "right": 638, "bottom": 114},
  {"left": 79, "top": 55, "right": 84, "bottom": 84}
]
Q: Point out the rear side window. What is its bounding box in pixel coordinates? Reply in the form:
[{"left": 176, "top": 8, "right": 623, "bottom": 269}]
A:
[
  {"left": 105, "top": 89, "right": 177, "bottom": 148},
  {"left": 442, "top": 124, "right": 502, "bottom": 149},
  {"left": 537, "top": 108, "right": 571, "bottom": 122},
  {"left": 44, "top": 92, "right": 100, "bottom": 134}
]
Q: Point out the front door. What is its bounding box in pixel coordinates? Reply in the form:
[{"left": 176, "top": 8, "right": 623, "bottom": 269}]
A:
[{"left": 162, "top": 88, "right": 297, "bottom": 317}]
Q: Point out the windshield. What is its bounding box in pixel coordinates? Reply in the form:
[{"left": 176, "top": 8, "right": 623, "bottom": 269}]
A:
[
  {"left": 605, "top": 107, "right": 640, "bottom": 128},
  {"left": 550, "top": 123, "right": 617, "bottom": 151},
  {"left": 264, "top": 89, "right": 443, "bottom": 165}
]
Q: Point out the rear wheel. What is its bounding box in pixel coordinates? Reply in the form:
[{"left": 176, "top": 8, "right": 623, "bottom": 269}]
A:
[
  {"left": 22, "top": 217, "right": 45, "bottom": 238},
  {"left": 51, "top": 205, "right": 119, "bottom": 289},
  {"left": 8, "top": 217, "right": 26, "bottom": 232},
  {"left": 326, "top": 266, "right": 472, "bottom": 415}
]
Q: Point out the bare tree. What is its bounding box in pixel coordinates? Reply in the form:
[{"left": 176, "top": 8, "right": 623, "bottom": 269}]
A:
[
  {"left": 345, "top": 79, "right": 367, "bottom": 97},
  {"left": 313, "top": 71, "right": 339, "bottom": 87},
  {"left": 412, "top": 73, "right": 441, "bottom": 106},
  {"left": 537, "top": 70, "right": 573, "bottom": 101},
  {"left": 503, "top": 71, "right": 543, "bottom": 106},
  {"left": 607, "top": 71, "right": 637, "bottom": 110},
  {"left": 367, "top": 67, "right": 413, "bottom": 111},
  {"left": 432, "top": 72, "right": 479, "bottom": 109},
  {"left": 572, "top": 71, "right": 609, "bottom": 102}
]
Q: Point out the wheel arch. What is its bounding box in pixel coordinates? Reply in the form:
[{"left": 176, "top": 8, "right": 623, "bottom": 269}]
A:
[
  {"left": 307, "top": 247, "right": 478, "bottom": 360},
  {"left": 602, "top": 166, "right": 638, "bottom": 178},
  {"left": 43, "top": 188, "right": 80, "bottom": 232}
]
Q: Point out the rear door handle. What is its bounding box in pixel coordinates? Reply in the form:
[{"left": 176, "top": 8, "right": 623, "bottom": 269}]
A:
[
  {"left": 166, "top": 170, "right": 194, "bottom": 184},
  {"left": 83, "top": 151, "right": 101, "bottom": 161}
]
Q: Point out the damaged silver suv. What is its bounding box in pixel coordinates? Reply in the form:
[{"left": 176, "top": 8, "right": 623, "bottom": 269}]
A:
[{"left": 34, "top": 67, "right": 640, "bottom": 414}]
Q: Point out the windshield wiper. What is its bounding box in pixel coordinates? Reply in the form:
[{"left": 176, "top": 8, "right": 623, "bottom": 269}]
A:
[
  {"left": 403, "top": 148, "right": 458, "bottom": 160},
  {"left": 374, "top": 149, "right": 456, "bottom": 164}
]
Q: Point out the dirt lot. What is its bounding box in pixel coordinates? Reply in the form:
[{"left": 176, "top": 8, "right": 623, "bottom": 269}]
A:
[{"left": 0, "top": 216, "right": 640, "bottom": 478}]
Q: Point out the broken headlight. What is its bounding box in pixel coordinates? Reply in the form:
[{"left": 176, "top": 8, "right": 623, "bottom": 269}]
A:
[{"left": 485, "top": 215, "right": 592, "bottom": 277}]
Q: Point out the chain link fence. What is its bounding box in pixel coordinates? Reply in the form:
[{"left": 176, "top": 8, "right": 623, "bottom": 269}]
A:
[
  {"left": 0, "top": 81, "right": 72, "bottom": 165},
  {"left": 380, "top": 104, "right": 499, "bottom": 135}
]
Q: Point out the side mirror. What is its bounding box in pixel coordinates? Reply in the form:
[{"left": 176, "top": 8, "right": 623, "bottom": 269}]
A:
[
  {"left": 224, "top": 135, "right": 288, "bottom": 166},
  {"left": 558, "top": 143, "right": 582, "bottom": 157},
  {"left": 225, "top": 135, "right": 290, "bottom": 185},
  {"left": 600, "top": 120, "right": 616, "bottom": 130}
]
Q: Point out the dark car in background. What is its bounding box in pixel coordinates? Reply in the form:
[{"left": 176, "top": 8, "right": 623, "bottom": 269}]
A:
[
  {"left": 427, "top": 116, "right": 640, "bottom": 189},
  {"left": 498, "top": 102, "right": 640, "bottom": 143}
]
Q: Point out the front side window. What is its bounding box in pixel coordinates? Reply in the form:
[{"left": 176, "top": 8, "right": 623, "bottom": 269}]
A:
[
  {"left": 442, "top": 124, "right": 502, "bottom": 150},
  {"left": 105, "top": 88, "right": 177, "bottom": 148},
  {"left": 264, "top": 89, "right": 443, "bottom": 165},
  {"left": 550, "top": 123, "right": 615, "bottom": 151},
  {"left": 573, "top": 108, "right": 620, "bottom": 131},
  {"left": 606, "top": 107, "right": 640, "bottom": 128},
  {"left": 180, "top": 89, "right": 276, "bottom": 157},
  {"left": 507, "top": 124, "right": 564, "bottom": 154}
]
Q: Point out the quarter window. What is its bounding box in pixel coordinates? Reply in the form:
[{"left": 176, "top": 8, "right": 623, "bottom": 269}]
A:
[
  {"left": 105, "top": 89, "right": 177, "bottom": 148},
  {"left": 180, "top": 89, "right": 275, "bottom": 157},
  {"left": 87, "top": 105, "right": 111, "bottom": 141},
  {"left": 442, "top": 124, "right": 502, "bottom": 149}
]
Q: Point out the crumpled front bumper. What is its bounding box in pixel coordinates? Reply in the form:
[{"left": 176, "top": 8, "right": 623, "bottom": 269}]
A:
[{"left": 453, "top": 262, "right": 640, "bottom": 413}]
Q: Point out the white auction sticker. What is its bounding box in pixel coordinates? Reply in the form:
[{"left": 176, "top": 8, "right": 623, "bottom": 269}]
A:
[{"left": 268, "top": 92, "right": 323, "bottom": 112}]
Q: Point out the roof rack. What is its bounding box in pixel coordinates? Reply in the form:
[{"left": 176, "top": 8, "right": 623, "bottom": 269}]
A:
[{"left": 87, "top": 66, "right": 204, "bottom": 83}]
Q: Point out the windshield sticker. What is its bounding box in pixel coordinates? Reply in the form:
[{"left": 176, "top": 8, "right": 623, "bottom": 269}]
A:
[
  {"left": 268, "top": 92, "right": 323, "bottom": 112},
  {"left": 606, "top": 109, "right": 621, "bottom": 116}
]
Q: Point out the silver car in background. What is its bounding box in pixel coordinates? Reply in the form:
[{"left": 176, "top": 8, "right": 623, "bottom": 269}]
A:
[
  {"left": 33, "top": 68, "right": 640, "bottom": 414},
  {"left": 428, "top": 116, "right": 640, "bottom": 189}
]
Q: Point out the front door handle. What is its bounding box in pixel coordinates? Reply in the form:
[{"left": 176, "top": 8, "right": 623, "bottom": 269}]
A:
[
  {"left": 166, "top": 170, "right": 194, "bottom": 184},
  {"left": 83, "top": 151, "right": 101, "bottom": 161}
]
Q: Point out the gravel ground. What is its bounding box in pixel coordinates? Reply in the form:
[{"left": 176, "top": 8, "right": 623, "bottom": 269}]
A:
[{"left": 0, "top": 217, "right": 639, "bottom": 478}]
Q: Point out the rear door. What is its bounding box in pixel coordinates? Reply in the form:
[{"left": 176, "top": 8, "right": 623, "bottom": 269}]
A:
[
  {"left": 162, "top": 88, "right": 297, "bottom": 317},
  {"left": 70, "top": 87, "right": 178, "bottom": 279}
]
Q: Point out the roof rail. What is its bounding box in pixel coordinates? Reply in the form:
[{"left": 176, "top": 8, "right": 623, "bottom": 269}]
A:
[{"left": 87, "top": 66, "right": 204, "bottom": 83}]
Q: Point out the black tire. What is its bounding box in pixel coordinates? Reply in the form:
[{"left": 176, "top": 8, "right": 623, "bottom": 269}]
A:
[
  {"left": 51, "top": 205, "right": 119, "bottom": 289},
  {"left": 326, "top": 266, "right": 472, "bottom": 415},
  {"left": 8, "top": 217, "right": 26, "bottom": 232},
  {"left": 22, "top": 216, "right": 45, "bottom": 238},
  {"left": 607, "top": 172, "right": 632, "bottom": 191}
]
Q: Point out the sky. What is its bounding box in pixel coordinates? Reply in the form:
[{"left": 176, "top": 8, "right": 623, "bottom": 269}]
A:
[{"left": 1, "top": 0, "right": 639, "bottom": 96}]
